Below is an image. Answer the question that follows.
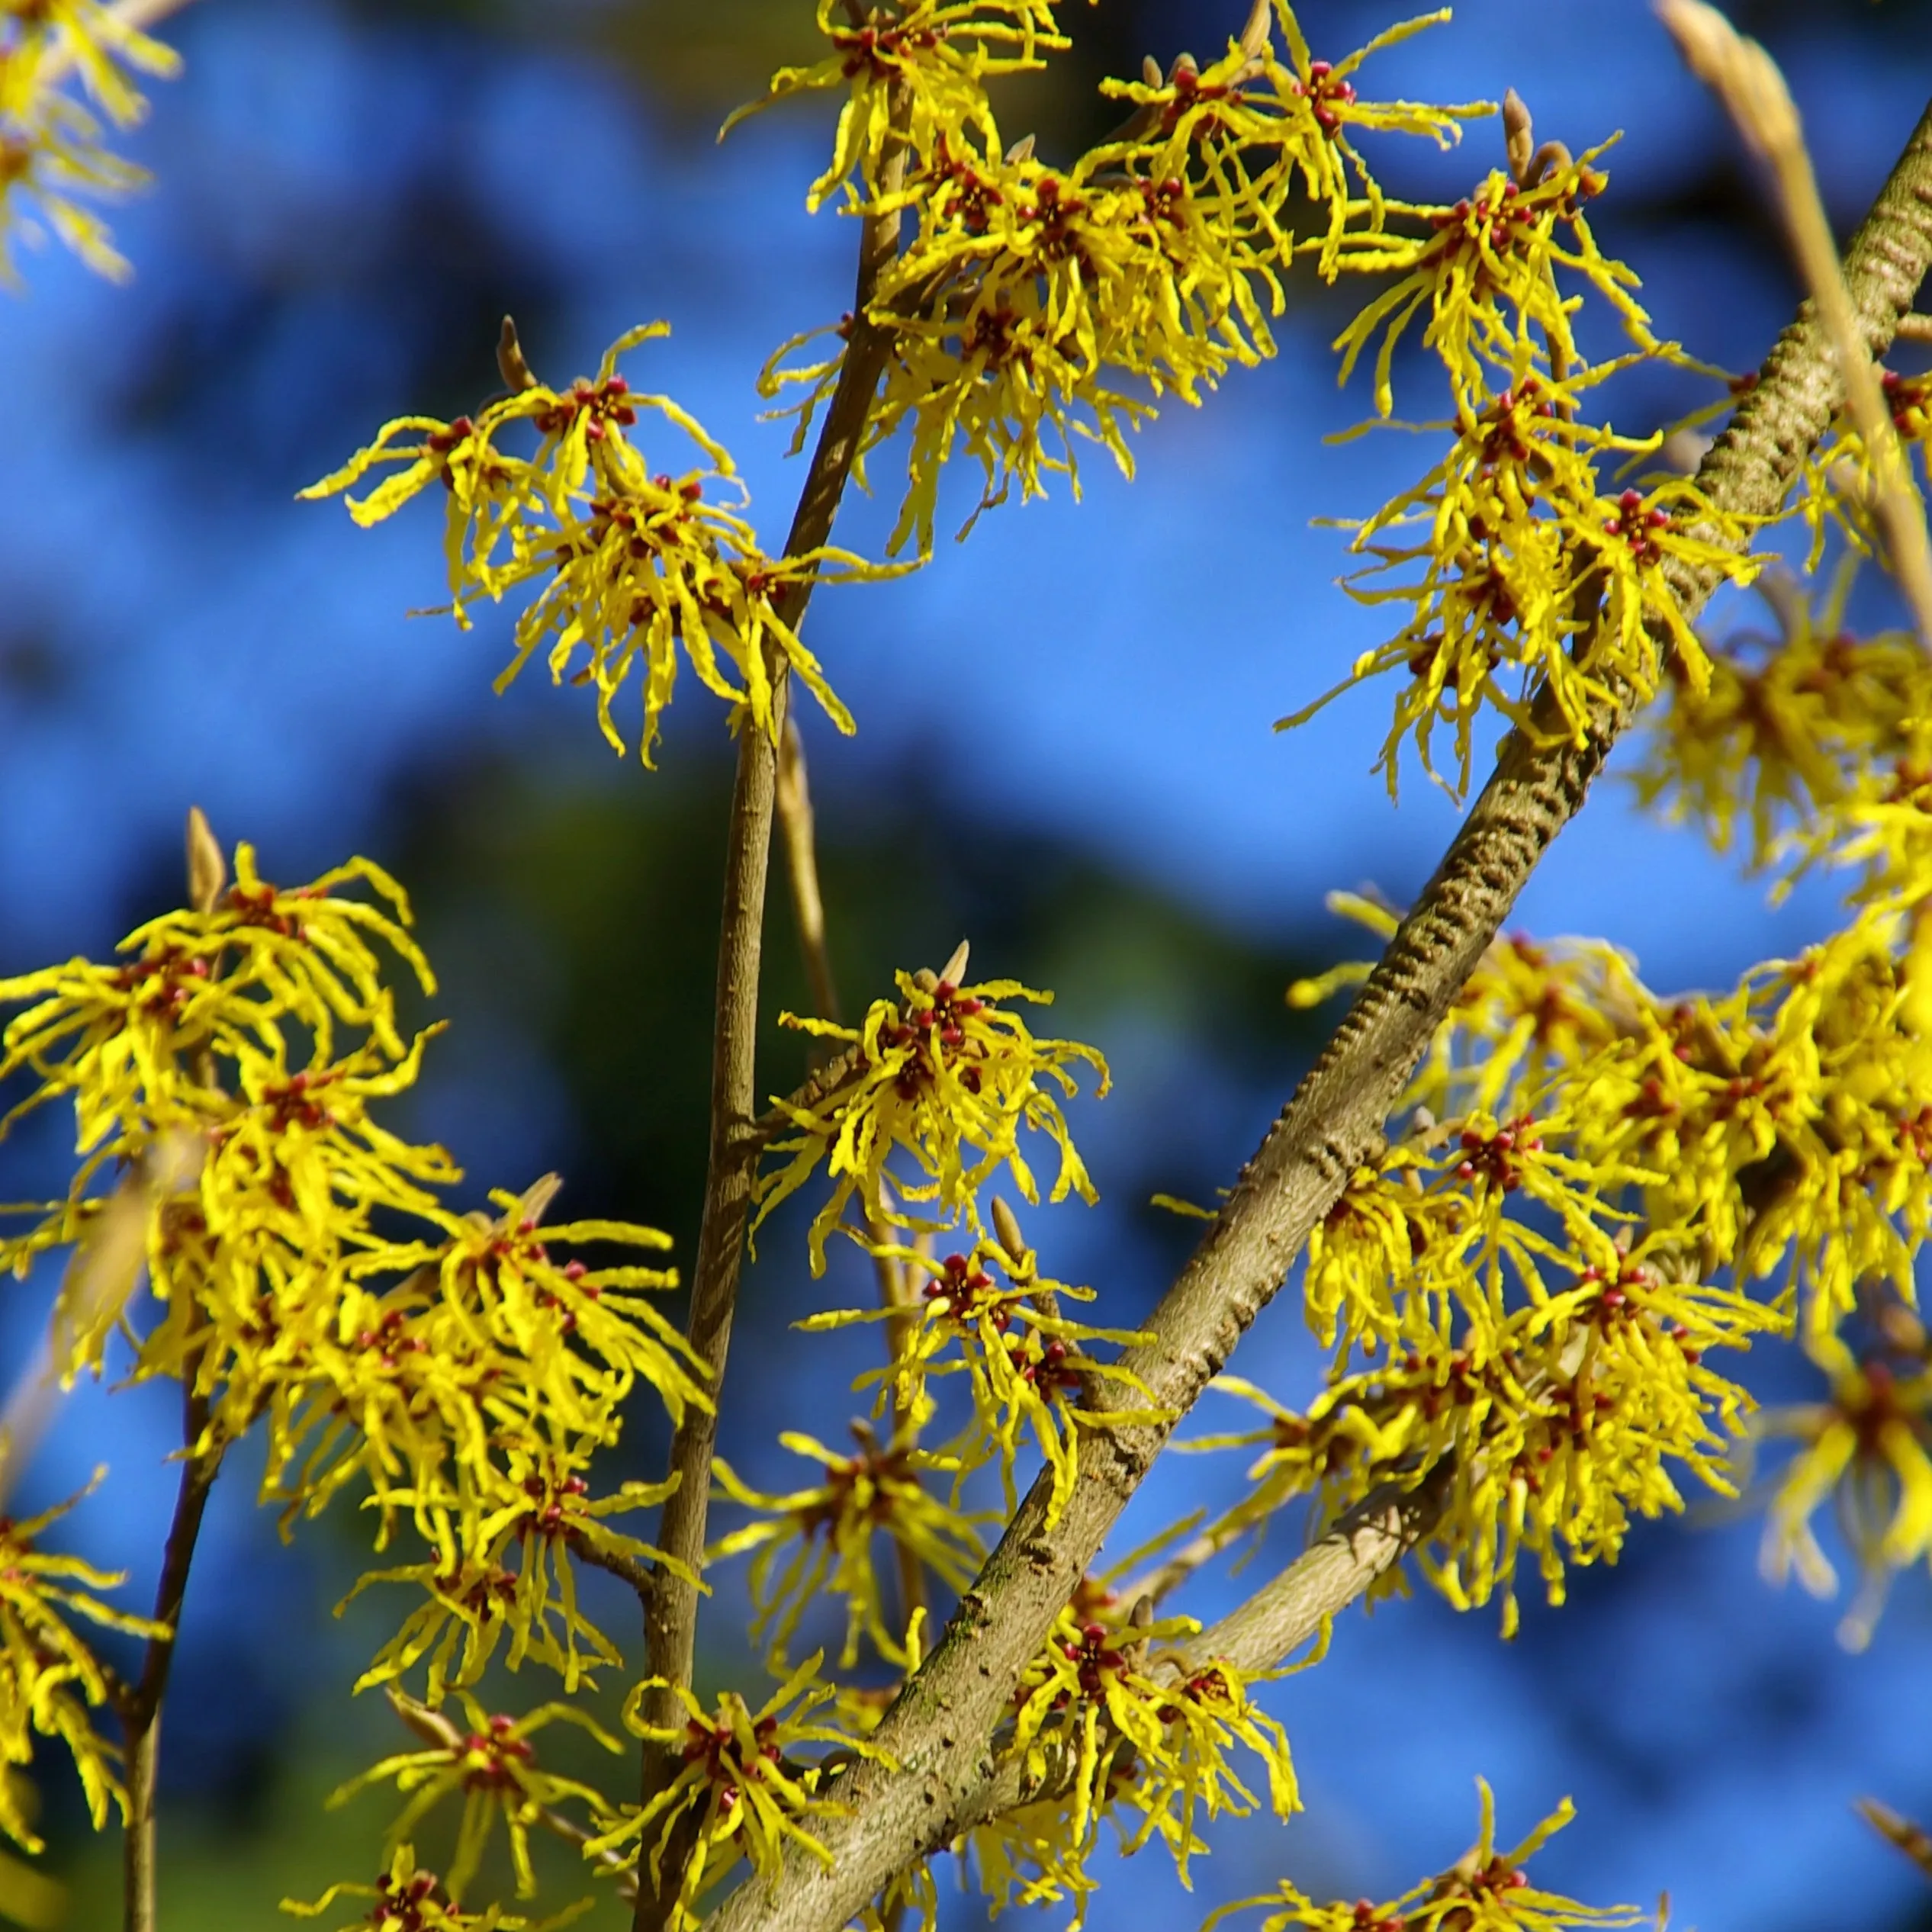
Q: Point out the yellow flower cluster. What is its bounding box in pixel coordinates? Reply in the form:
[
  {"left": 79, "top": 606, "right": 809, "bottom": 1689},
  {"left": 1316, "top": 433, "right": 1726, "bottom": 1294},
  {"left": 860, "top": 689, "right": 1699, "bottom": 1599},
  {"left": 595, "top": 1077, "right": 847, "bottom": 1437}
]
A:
[
  {"left": 1199, "top": 1245, "right": 1770, "bottom": 1636},
  {"left": 720, "top": 958, "right": 1144, "bottom": 1664},
  {"left": 755, "top": 965, "right": 1108, "bottom": 1270},
  {"left": 588, "top": 1660, "right": 890, "bottom": 1932},
  {"left": 1292, "top": 362, "right": 1760, "bottom": 796},
  {"left": 760, "top": 4, "right": 1480, "bottom": 555},
  {"left": 1633, "top": 569, "right": 1932, "bottom": 876},
  {"left": 0, "top": 839, "right": 706, "bottom": 1761},
  {"left": 303, "top": 325, "right": 898, "bottom": 763},
  {"left": 1275, "top": 88, "right": 1781, "bottom": 796},
  {"left": 972, "top": 1592, "right": 1296, "bottom": 1901},
  {"left": 0, "top": 0, "right": 179, "bottom": 282},
  {"left": 1221, "top": 874, "right": 1932, "bottom": 1631},
  {"left": 0, "top": 1484, "right": 162, "bottom": 1852},
  {"left": 1210, "top": 1783, "right": 1638, "bottom": 1932}
]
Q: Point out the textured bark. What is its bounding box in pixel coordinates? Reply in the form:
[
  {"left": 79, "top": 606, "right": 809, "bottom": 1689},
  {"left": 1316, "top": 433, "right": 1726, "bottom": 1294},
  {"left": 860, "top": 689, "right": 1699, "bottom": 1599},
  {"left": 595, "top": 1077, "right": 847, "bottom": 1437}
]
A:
[{"left": 701, "top": 97, "right": 1932, "bottom": 1932}]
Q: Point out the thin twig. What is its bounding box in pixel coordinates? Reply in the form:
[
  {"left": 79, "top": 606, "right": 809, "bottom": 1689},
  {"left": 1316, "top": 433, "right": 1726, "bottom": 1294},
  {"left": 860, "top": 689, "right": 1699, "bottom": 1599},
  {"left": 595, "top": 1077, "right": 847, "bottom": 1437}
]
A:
[
  {"left": 568, "top": 1535, "right": 657, "bottom": 1606},
  {"left": 630, "top": 88, "right": 916, "bottom": 1932},
  {"left": 121, "top": 1386, "right": 220, "bottom": 1932},
  {"left": 700, "top": 95, "right": 1932, "bottom": 1932},
  {"left": 772, "top": 716, "right": 930, "bottom": 1630},
  {"left": 1659, "top": 0, "right": 1932, "bottom": 646}
]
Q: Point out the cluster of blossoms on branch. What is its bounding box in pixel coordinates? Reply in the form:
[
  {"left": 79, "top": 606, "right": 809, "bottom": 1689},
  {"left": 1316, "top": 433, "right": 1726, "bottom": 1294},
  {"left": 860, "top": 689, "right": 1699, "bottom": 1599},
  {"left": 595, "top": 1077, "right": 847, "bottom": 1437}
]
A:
[{"left": 0, "top": 832, "right": 731, "bottom": 1908}]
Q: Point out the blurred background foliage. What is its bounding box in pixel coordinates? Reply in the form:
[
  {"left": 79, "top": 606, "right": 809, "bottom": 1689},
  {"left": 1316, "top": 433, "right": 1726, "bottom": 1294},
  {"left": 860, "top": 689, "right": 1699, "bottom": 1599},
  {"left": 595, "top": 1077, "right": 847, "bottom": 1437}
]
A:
[{"left": 4, "top": 1, "right": 1932, "bottom": 1928}]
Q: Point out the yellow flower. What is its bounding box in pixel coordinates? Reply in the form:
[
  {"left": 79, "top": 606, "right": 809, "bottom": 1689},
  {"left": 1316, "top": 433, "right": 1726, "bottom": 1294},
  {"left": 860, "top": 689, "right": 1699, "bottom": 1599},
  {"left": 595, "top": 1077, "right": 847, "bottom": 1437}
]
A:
[
  {"left": 1122, "top": 1661, "right": 1298, "bottom": 1884},
  {"left": 1210, "top": 1783, "right": 1638, "bottom": 1932},
  {"left": 1332, "top": 143, "right": 1652, "bottom": 416},
  {"left": 1007, "top": 1595, "right": 1294, "bottom": 1873},
  {"left": 799, "top": 1239, "right": 1158, "bottom": 1523},
  {"left": 283, "top": 1842, "right": 591, "bottom": 1930},
  {"left": 756, "top": 966, "right": 1107, "bottom": 1271},
  {"left": 588, "top": 1658, "right": 892, "bottom": 1932},
  {"left": 1754, "top": 1327, "right": 1932, "bottom": 1650},
  {"left": 341, "top": 1559, "right": 547, "bottom": 1709},
  {"left": 0, "top": 0, "right": 180, "bottom": 284},
  {"left": 724, "top": 0, "right": 1068, "bottom": 213},
  {"left": 710, "top": 1424, "right": 987, "bottom": 1667},
  {"left": 302, "top": 325, "right": 898, "bottom": 762},
  {"left": 0, "top": 1480, "right": 166, "bottom": 1851},
  {"left": 329, "top": 1697, "right": 619, "bottom": 1901}
]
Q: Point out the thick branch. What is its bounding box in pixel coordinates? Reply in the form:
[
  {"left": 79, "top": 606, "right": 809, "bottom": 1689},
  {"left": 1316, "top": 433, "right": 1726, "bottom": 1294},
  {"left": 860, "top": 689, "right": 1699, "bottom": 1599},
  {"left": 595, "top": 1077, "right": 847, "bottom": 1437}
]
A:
[
  {"left": 702, "top": 95, "right": 1932, "bottom": 1932},
  {"left": 887, "top": 1471, "right": 1447, "bottom": 1854}
]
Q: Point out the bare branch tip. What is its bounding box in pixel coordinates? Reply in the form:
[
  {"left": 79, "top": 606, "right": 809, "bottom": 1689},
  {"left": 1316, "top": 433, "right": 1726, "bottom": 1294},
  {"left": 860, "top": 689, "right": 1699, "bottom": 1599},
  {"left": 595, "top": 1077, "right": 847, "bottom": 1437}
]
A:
[
  {"left": 497, "top": 315, "right": 538, "bottom": 393},
  {"left": 185, "top": 807, "right": 226, "bottom": 914}
]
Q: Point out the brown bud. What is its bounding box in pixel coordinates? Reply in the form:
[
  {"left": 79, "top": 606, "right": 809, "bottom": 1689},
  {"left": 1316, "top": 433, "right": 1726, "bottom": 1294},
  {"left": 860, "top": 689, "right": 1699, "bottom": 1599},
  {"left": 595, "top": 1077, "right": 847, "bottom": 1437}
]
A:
[
  {"left": 939, "top": 939, "right": 971, "bottom": 987},
  {"left": 497, "top": 315, "right": 538, "bottom": 393},
  {"left": 1004, "top": 133, "right": 1037, "bottom": 166},
  {"left": 1503, "top": 88, "right": 1535, "bottom": 185},
  {"left": 185, "top": 806, "right": 227, "bottom": 913},
  {"left": 991, "top": 1195, "right": 1028, "bottom": 1267},
  {"left": 1141, "top": 54, "right": 1162, "bottom": 87}
]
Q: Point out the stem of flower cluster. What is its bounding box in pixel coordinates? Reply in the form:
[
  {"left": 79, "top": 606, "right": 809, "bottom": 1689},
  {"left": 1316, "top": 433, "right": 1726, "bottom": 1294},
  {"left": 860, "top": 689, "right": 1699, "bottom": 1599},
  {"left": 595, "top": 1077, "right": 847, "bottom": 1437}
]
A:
[
  {"left": 772, "top": 719, "right": 930, "bottom": 1631},
  {"left": 630, "top": 94, "right": 914, "bottom": 1932},
  {"left": 120, "top": 1387, "right": 220, "bottom": 1932}
]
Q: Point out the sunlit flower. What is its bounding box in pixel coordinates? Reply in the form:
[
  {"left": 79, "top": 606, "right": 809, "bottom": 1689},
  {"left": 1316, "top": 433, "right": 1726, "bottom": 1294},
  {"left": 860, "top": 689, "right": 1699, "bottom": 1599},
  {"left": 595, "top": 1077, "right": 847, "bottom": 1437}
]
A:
[
  {"left": 588, "top": 1658, "right": 891, "bottom": 1932},
  {"left": 0, "top": 1480, "right": 163, "bottom": 1851},
  {"left": 756, "top": 966, "right": 1107, "bottom": 1270},
  {"left": 800, "top": 1239, "right": 1158, "bottom": 1522},
  {"left": 1332, "top": 143, "right": 1654, "bottom": 416},
  {"left": 1209, "top": 1783, "right": 1638, "bottom": 1932},
  {"left": 302, "top": 325, "right": 899, "bottom": 761}
]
